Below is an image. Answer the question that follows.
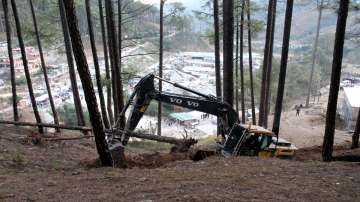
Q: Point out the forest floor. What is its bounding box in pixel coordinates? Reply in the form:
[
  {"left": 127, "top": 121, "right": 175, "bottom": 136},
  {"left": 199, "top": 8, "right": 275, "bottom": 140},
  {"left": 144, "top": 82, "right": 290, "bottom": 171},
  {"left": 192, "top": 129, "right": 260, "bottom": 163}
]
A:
[{"left": 0, "top": 121, "right": 360, "bottom": 202}]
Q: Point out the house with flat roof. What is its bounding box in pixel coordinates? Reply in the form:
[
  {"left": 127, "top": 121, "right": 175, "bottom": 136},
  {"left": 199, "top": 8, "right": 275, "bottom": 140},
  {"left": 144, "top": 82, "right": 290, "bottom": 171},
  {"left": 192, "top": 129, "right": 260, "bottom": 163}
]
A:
[{"left": 341, "top": 87, "right": 360, "bottom": 130}]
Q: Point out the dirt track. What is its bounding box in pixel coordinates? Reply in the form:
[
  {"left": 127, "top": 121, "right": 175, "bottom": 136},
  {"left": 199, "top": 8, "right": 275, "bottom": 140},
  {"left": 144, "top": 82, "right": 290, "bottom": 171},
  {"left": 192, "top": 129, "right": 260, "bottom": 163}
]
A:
[{"left": 0, "top": 126, "right": 360, "bottom": 201}]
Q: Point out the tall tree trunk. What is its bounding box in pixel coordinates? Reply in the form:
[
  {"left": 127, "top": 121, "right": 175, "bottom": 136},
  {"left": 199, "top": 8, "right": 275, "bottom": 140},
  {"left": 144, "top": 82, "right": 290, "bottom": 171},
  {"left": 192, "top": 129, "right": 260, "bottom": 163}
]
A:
[
  {"left": 98, "top": 0, "right": 114, "bottom": 125},
  {"left": 222, "top": 0, "right": 234, "bottom": 107},
  {"left": 272, "top": 0, "right": 294, "bottom": 136},
  {"left": 352, "top": 108, "right": 360, "bottom": 148},
  {"left": 106, "top": 1, "right": 118, "bottom": 124},
  {"left": 235, "top": 1, "right": 239, "bottom": 113},
  {"left": 306, "top": 0, "right": 324, "bottom": 108},
  {"left": 239, "top": 0, "right": 246, "bottom": 123},
  {"left": 322, "top": 0, "right": 349, "bottom": 162},
  {"left": 59, "top": 0, "right": 85, "bottom": 127},
  {"left": 264, "top": 0, "right": 277, "bottom": 128},
  {"left": 10, "top": 0, "right": 43, "bottom": 133},
  {"left": 105, "top": 0, "right": 125, "bottom": 128},
  {"left": 158, "top": 0, "right": 165, "bottom": 136},
  {"left": 29, "top": 0, "right": 60, "bottom": 132},
  {"left": 63, "top": 0, "right": 112, "bottom": 166},
  {"left": 85, "top": 0, "right": 110, "bottom": 129},
  {"left": 117, "top": 0, "right": 124, "bottom": 126},
  {"left": 259, "top": 0, "right": 276, "bottom": 127},
  {"left": 116, "top": 0, "right": 125, "bottom": 128},
  {"left": 3, "top": 0, "right": 18, "bottom": 121},
  {"left": 259, "top": 0, "right": 273, "bottom": 127},
  {"left": 246, "top": 0, "right": 256, "bottom": 125},
  {"left": 213, "top": 0, "right": 222, "bottom": 135}
]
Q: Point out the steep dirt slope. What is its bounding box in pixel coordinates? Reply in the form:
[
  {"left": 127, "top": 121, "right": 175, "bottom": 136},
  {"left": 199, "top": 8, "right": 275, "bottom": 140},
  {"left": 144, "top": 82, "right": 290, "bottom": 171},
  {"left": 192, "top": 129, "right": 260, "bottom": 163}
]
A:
[{"left": 0, "top": 125, "right": 360, "bottom": 201}]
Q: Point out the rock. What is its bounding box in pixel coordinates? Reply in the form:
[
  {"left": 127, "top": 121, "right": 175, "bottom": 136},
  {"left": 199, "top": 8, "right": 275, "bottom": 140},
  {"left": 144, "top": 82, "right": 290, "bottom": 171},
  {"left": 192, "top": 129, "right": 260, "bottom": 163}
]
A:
[
  {"left": 46, "top": 180, "right": 57, "bottom": 187},
  {"left": 72, "top": 171, "right": 80, "bottom": 176}
]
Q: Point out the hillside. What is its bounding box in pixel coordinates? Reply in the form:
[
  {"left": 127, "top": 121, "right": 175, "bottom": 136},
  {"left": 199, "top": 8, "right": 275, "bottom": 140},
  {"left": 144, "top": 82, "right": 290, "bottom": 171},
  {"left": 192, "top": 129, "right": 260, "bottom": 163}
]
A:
[
  {"left": 0, "top": 125, "right": 360, "bottom": 201},
  {"left": 272, "top": 1, "right": 360, "bottom": 64}
]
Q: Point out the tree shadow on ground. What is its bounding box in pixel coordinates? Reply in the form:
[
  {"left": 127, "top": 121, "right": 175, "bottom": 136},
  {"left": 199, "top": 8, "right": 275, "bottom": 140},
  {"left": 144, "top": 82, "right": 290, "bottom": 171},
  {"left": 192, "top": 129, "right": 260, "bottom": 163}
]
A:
[{"left": 333, "top": 155, "right": 360, "bottom": 162}]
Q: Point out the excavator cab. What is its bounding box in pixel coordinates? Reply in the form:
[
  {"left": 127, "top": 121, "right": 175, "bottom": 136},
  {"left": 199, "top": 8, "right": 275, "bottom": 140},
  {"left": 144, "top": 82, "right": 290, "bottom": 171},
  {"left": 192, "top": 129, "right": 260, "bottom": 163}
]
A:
[{"left": 222, "top": 124, "right": 274, "bottom": 156}]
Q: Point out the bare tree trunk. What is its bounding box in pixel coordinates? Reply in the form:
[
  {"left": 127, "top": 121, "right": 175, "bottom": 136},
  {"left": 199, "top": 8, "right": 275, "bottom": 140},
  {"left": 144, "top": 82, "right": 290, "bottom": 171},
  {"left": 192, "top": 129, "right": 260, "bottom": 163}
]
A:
[
  {"left": 3, "top": 0, "right": 18, "bottom": 122},
  {"left": 10, "top": 0, "right": 43, "bottom": 133},
  {"left": 98, "top": 0, "right": 114, "bottom": 125},
  {"left": 213, "top": 0, "right": 222, "bottom": 135},
  {"left": 322, "top": 0, "right": 349, "bottom": 162},
  {"left": 235, "top": 1, "right": 239, "bottom": 113},
  {"left": 158, "top": 0, "right": 165, "bottom": 136},
  {"left": 264, "top": 0, "right": 277, "bottom": 128},
  {"left": 259, "top": 0, "right": 276, "bottom": 128},
  {"left": 105, "top": 0, "right": 118, "bottom": 122},
  {"left": 222, "top": 0, "right": 234, "bottom": 107},
  {"left": 246, "top": 0, "right": 256, "bottom": 125},
  {"left": 29, "top": 0, "right": 60, "bottom": 132},
  {"left": 63, "top": 0, "right": 112, "bottom": 166},
  {"left": 85, "top": 0, "right": 110, "bottom": 129},
  {"left": 352, "top": 108, "right": 360, "bottom": 149},
  {"left": 117, "top": 0, "right": 124, "bottom": 126},
  {"left": 59, "top": 0, "right": 85, "bottom": 127},
  {"left": 272, "top": 0, "right": 294, "bottom": 136},
  {"left": 259, "top": 0, "right": 273, "bottom": 127},
  {"left": 239, "top": 0, "right": 246, "bottom": 123},
  {"left": 306, "top": 0, "right": 324, "bottom": 108},
  {"left": 105, "top": 0, "right": 125, "bottom": 128}
]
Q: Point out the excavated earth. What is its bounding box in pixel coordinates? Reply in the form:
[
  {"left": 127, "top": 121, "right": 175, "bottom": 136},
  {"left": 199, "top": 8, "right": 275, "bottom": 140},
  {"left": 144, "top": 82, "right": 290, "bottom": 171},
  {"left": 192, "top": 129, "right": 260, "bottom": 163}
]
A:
[{"left": 0, "top": 125, "right": 360, "bottom": 202}]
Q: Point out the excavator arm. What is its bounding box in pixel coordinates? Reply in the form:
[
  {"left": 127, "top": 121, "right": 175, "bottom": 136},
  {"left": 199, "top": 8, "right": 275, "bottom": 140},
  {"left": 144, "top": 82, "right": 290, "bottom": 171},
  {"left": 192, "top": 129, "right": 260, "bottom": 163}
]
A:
[{"left": 119, "top": 74, "right": 239, "bottom": 144}]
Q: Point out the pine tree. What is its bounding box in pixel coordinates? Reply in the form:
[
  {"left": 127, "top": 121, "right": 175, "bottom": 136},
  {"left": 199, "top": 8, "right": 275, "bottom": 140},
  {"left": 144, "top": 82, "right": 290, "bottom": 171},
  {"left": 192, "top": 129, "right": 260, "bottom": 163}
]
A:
[
  {"left": 158, "top": 0, "right": 165, "bottom": 136},
  {"left": 223, "top": 0, "right": 234, "bottom": 107},
  {"left": 29, "top": 0, "right": 60, "bottom": 132},
  {"left": 11, "top": 0, "right": 43, "bottom": 133},
  {"left": 85, "top": 0, "right": 110, "bottom": 128},
  {"left": 239, "top": 0, "right": 246, "bottom": 123},
  {"left": 306, "top": 0, "right": 324, "bottom": 108},
  {"left": 322, "top": 0, "right": 349, "bottom": 162},
  {"left": 272, "top": 0, "right": 294, "bottom": 136},
  {"left": 2, "top": 0, "right": 18, "bottom": 122},
  {"left": 59, "top": 0, "right": 85, "bottom": 127},
  {"left": 246, "top": 0, "right": 256, "bottom": 125},
  {"left": 98, "top": 0, "right": 114, "bottom": 125},
  {"left": 63, "top": 0, "right": 112, "bottom": 166}
]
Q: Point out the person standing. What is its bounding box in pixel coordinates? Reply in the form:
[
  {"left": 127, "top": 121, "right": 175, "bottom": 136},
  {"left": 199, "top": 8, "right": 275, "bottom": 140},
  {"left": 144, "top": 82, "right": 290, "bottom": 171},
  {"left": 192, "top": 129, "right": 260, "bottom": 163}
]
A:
[{"left": 295, "top": 105, "right": 301, "bottom": 116}]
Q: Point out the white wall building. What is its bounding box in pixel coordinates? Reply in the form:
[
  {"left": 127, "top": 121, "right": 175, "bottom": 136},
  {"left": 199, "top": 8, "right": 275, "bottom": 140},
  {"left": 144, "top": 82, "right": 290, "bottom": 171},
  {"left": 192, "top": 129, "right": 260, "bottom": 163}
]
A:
[{"left": 341, "top": 87, "right": 360, "bottom": 130}]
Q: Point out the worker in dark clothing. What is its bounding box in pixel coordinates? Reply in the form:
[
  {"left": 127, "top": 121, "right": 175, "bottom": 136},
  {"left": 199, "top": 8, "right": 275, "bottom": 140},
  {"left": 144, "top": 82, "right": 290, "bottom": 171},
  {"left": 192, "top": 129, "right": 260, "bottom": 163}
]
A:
[{"left": 295, "top": 105, "right": 301, "bottom": 116}]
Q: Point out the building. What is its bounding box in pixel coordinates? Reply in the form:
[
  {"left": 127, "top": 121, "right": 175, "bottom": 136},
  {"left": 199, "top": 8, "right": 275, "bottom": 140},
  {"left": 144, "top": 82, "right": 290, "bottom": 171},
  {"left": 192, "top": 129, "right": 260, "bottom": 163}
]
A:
[
  {"left": 0, "top": 46, "right": 41, "bottom": 76},
  {"left": 341, "top": 64, "right": 360, "bottom": 84},
  {"left": 169, "top": 111, "right": 210, "bottom": 128},
  {"left": 341, "top": 87, "right": 360, "bottom": 130}
]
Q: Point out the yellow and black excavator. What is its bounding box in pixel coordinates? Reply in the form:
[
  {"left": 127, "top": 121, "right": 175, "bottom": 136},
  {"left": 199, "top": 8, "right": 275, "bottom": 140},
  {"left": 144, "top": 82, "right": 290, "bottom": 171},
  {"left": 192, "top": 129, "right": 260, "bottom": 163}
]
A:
[{"left": 106, "top": 74, "right": 296, "bottom": 163}]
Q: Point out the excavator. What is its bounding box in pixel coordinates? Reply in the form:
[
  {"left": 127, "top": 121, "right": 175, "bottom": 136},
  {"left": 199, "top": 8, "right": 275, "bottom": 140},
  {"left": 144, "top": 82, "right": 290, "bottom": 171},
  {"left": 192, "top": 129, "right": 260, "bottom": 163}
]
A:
[{"left": 106, "top": 74, "right": 296, "bottom": 164}]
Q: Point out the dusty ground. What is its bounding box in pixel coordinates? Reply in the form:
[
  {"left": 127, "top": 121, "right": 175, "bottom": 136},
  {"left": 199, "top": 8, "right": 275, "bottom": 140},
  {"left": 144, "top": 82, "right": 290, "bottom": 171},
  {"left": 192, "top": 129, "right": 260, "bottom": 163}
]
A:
[
  {"left": 0, "top": 125, "right": 360, "bottom": 202},
  {"left": 269, "top": 90, "right": 352, "bottom": 148},
  {"left": 271, "top": 108, "right": 352, "bottom": 148}
]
